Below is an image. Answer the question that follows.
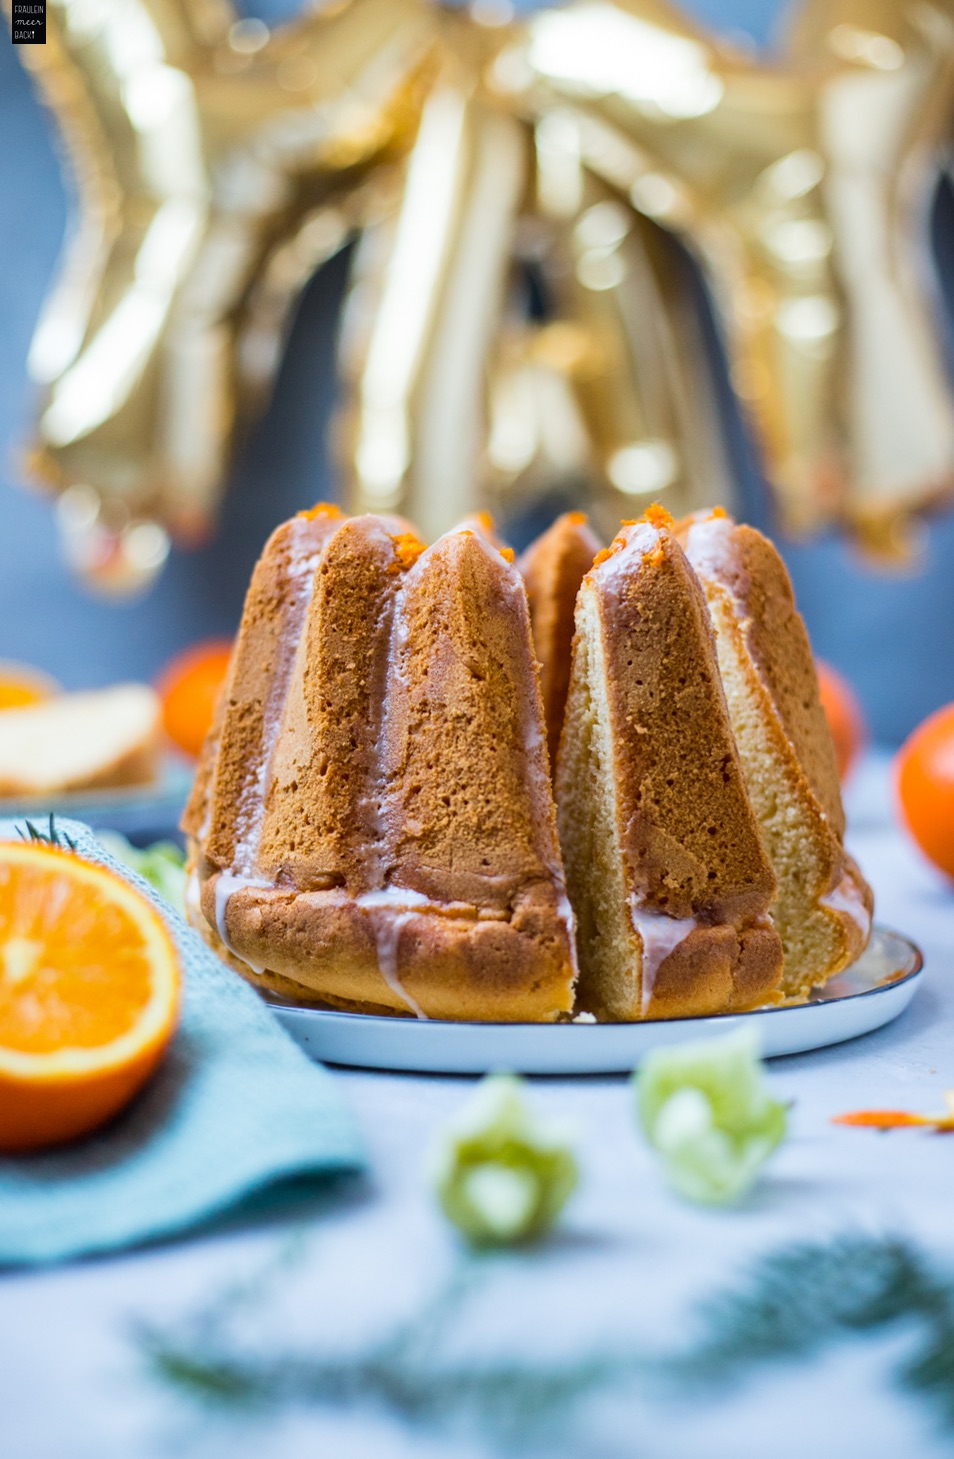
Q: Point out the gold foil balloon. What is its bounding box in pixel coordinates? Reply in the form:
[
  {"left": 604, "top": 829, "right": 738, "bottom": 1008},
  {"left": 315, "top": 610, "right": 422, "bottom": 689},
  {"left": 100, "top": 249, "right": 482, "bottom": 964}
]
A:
[
  {"left": 15, "top": 0, "right": 436, "bottom": 592},
  {"left": 338, "top": 33, "right": 531, "bottom": 539},
  {"left": 16, "top": 0, "right": 954, "bottom": 582},
  {"left": 340, "top": 13, "right": 736, "bottom": 540},
  {"left": 523, "top": 131, "right": 738, "bottom": 536},
  {"left": 489, "top": 0, "right": 954, "bottom": 554}
]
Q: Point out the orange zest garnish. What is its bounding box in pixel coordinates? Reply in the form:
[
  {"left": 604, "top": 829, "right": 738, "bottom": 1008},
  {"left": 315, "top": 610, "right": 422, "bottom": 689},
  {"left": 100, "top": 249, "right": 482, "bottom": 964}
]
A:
[
  {"left": 156, "top": 639, "right": 233, "bottom": 758},
  {"left": 389, "top": 532, "right": 426, "bottom": 572},
  {"left": 473, "top": 510, "right": 497, "bottom": 532},
  {"left": 0, "top": 842, "right": 181, "bottom": 1152},
  {"left": 643, "top": 503, "right": 674, "bottom": 530},
  {"left": 567, "top": 511, "right": 587, "bottom": 525},
  {"left": 709, "top": 505, "right": 728, "bottom": 520},
  {"left": 297, "top": 502, "right": 343, "bottom": 521},
  {"left": 500, "top": 545, "right": 515, "bottom": 563},
  {"left": 833, "top": 1094, "right": 954, "bottom": 1133}
]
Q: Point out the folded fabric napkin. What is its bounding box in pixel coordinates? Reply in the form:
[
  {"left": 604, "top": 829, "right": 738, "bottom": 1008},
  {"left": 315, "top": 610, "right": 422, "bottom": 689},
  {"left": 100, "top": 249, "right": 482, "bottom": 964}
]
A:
[{"left": 0, "top": 818, "right": 365, "bottom": 1266}]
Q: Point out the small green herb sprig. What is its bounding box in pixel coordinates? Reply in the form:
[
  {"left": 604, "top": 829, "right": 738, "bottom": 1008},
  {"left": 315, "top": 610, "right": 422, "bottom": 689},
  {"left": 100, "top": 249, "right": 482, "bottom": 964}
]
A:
[
  {"left": 16, "top": 813, "right": 77, "bottom": 853},
  {"left": 139, "top": 1233, "right": 954, "bottom": 1446}
]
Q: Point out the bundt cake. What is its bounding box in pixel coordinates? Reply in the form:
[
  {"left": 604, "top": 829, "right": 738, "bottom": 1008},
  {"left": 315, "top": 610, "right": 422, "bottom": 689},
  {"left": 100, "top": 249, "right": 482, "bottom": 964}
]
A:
[
  {"left": 555, "top": 510, "right": 785, "bottom": 1020},
  {"left": 681, "top": 510, "right": 873, "bottom": 997},
  {"left": 183, "top": 506, "right": 578, "bottom": 1022},
  {"left": 519, "top": 512, "right": 601, "bottom": 767}
]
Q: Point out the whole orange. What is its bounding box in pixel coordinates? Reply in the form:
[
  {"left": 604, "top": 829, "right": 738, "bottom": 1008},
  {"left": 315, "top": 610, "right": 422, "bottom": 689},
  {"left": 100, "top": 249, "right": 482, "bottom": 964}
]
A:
[
  {"left": 156, "top": 639, "right": 232, "bottom": 758},
  {"left": 816, "top": 660, "right": 866, "bottom": 780},
  {"left": 896, "top": 704, "right": 954, "bottom": 880}
]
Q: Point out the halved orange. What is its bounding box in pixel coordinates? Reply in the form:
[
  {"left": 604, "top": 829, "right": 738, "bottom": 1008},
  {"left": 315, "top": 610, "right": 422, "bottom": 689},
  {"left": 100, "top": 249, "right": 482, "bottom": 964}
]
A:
[
  {"left": 0, "top": 841, "right": 181, "bottom": 1152},
  {"left": 0, "top": 661, "right": 59, "bottom": 711}
]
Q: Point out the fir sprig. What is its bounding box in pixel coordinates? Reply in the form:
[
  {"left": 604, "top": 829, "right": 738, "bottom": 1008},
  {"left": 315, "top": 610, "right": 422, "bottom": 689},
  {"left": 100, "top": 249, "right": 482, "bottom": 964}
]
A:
[
  {"left": 138, "top": 1234, "right": 954, "bottom": 1445},
  {"left": 16, "top": 813, "right": 77, "bottom": 852},
  {"left": 137, "top": 1254, "right": 634, "bottom": 1445},
  {"left": 673, "top": 1234, "right": 954, "bottom": 1426}
]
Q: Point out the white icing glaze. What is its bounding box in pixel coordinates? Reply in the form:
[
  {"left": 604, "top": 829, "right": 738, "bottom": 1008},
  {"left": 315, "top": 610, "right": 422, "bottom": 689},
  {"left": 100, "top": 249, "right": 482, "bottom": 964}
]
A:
[
  {"left": 355, "top": 888, "right": 431, "bottom": 1018},
  {"left": 356, "top": 886, "right": 431, "bottom": 911},
  {"left": 593, "top": 520, "right": 662, "bottom": 593},
  {"left": 629, "top": 897, "right": 698, "bottom": 1011},
  {"left": 214, "top": 870, "right": 272, "bottom": 975},
  {"left": 821, "top": 865, "right": 872, "bottom": 942},
  {"left": 683, "top": 514, "right": 736, "bottom": 583}
]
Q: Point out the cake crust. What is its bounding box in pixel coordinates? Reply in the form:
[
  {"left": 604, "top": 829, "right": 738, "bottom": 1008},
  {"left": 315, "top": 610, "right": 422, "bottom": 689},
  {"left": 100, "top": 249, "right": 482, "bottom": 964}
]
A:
[{"left": 520, "top": 512, "right": 601, "bottom": 768}]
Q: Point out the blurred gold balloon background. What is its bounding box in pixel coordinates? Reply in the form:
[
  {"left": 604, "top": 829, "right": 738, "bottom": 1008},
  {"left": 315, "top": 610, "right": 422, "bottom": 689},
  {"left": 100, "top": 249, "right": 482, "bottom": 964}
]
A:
[{"left": 11, "top": 0, "right": 954, "bottom": 591}]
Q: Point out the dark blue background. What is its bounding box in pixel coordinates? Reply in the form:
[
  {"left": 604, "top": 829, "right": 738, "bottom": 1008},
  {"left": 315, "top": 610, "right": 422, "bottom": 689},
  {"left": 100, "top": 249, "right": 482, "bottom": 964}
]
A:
[{"left": 1, "top": 0, "right": 953, "bottom": 744}]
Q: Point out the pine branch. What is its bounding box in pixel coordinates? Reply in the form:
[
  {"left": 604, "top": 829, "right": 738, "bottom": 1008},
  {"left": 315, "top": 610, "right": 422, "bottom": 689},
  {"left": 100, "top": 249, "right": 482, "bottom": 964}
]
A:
[{"left": 138, "top": 1234, "right": 954, "bottom": 1446}]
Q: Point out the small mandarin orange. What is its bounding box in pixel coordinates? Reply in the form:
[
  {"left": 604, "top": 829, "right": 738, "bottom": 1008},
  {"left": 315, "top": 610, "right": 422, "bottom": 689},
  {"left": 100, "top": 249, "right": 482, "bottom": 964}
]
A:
[
  {"left": 156, "top": 639, "right": 233, "bottom": 758},
  {"left": 896, "top": 703, "right": 954, "bottom": 880},
  {"left": 816, "top": 661, "right": 866, "bottom": 779}
]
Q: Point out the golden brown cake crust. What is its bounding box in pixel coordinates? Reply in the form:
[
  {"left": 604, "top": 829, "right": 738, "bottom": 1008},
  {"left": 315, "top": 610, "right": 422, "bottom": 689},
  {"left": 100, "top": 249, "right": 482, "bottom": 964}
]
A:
[
  {"left": 184, "top": 515, "right": 577, "bottom": 1022},
  {"left": 519, "top": 513, "right": 601, "bottom": 768},
  {"left": 556, "top": 518, "right": 783, "bottom": 1021},
  {"left": 596, "top": 527, "right": 777, "bottom": 922}
]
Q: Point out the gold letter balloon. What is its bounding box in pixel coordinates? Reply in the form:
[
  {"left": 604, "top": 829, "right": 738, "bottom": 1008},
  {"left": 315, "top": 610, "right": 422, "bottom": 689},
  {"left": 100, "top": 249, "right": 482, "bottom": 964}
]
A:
[
  {"left": 12, "top": 0, "right": 436, "bottom": 593},
  {"left": 11, "top": 0, "right": 954, "bottom": 590}
]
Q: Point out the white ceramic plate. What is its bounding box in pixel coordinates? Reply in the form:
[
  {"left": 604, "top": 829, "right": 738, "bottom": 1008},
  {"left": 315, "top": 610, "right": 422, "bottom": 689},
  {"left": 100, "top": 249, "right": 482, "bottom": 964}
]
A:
[{"left": 267, "top": 925, "right": 923, "bottom": 1075}]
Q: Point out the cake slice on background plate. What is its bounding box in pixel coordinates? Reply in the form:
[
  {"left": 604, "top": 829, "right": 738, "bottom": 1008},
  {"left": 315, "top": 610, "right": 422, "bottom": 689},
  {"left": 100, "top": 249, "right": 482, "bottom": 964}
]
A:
[
  {"left": 184, "top": 508, "right": 578, "bottom": 1022},
  {"left": 0, "top": 684, "right": 161, "bottom": 797},
  {"left": 556, "top": 507, "right": 784, "bottom": 1021},
  {"left": 681, "top": 510, "right": 873, "bottom": 998},
  {"left": 519, "top": 512, "right": 602, "bottom": 769}
]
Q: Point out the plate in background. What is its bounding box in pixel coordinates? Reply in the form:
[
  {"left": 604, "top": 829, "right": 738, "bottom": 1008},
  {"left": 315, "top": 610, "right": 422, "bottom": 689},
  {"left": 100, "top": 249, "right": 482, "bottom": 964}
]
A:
[
  {"left": 267, "top": 925, "right": 923, "bottom": 1075},
  {"left": 0, "top": 755, "right": 194, "bottom": 843}
]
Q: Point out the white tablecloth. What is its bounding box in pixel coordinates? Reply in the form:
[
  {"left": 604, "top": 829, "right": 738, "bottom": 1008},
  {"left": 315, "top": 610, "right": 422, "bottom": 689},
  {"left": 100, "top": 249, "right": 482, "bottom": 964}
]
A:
[{"left": 2, "top": 753, "right": 953, "bottom": 1459}]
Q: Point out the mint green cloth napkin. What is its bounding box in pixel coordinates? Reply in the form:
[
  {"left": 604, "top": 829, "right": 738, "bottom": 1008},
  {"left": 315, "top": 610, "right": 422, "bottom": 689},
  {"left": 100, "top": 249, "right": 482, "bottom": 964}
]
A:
[{"left": 0, "top": 819, "right": 364, "bottom": 1266}]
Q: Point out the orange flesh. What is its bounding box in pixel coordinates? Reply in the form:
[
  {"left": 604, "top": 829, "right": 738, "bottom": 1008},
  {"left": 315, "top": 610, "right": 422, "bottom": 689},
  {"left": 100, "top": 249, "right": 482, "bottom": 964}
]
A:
[{"left": 0, "top": 856, "right": 155, "bottom": 1053}]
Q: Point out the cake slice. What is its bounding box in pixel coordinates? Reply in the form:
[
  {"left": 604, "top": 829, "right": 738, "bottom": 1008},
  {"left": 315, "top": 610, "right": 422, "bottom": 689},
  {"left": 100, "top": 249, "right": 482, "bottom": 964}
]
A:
[
  {"left": 519, "top": 512, "right": 601, "bottom": 767},
  {"left": 556, "top": 510, "right": 783, "bottom": 1020},
  {"left": 681, "top": 510, "right": 873, "bottom": 997},
  {"left": 185, "top": 511, "right": 577, "bottom": 1022},
  {"left": 0, "top": 684, "right": 160, "bottom": 797}
]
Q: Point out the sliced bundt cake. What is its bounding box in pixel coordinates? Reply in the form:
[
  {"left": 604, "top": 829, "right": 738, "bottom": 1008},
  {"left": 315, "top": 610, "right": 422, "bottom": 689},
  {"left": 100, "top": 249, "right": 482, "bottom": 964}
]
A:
[
  {"left": 681, "top": 510, "right": 873, "bottom": 997},
  {"left": 555, "top": 510, "right": 784, "bottom": 1020}
]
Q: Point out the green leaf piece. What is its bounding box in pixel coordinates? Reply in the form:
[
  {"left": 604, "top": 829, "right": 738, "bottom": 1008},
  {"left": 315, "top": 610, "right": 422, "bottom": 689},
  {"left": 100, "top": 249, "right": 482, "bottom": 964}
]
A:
[
  {"left": 96, "top": 832, "right": 187, "bottom": 915},
  {"left": 432, "top": 1075, "right": 578, "bottom": 1246},
  {"left": 634, "top": 1027, "right": 787, "bottom": 1204}
]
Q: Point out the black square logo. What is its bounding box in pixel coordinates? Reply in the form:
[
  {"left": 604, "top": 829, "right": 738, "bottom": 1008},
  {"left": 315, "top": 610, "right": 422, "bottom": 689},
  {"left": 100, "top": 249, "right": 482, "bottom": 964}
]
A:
[{"left": 11, "top": 2, "right": 46, "bottom": 43}]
